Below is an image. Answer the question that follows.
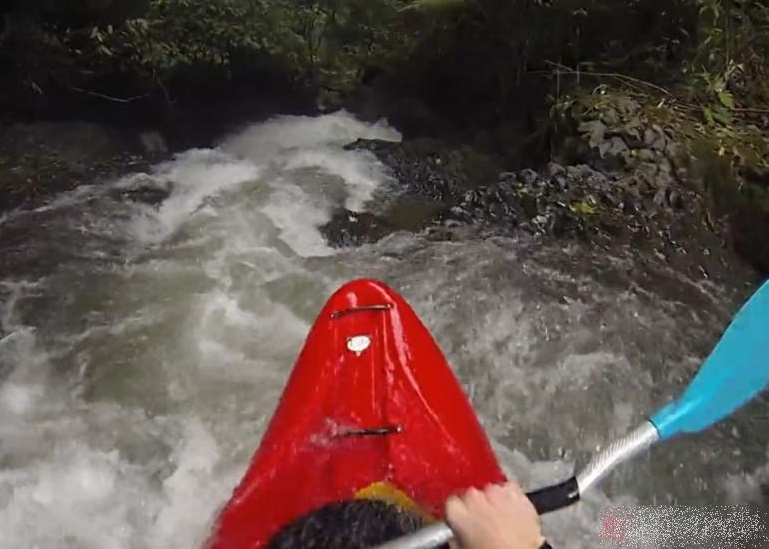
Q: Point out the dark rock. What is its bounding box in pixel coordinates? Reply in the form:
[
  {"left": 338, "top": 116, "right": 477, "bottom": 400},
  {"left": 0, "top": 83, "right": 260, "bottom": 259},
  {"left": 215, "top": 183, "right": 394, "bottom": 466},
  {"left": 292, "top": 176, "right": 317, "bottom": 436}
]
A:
[
  {"left": 0, "top": 121, "right": 156, "bottom": 212},
  {"left": 739, "top": 164, "right": 769, "bottom": 188},
  {"left": 117, "top": 184, "right": 172, "bottom": 206},
  {"left": 643, "top": 127, "right": 657, "bottom": 146},
  {"left": 620, "top": 123, "right": 645, "bottom": 148},
  {"left": 654, "top": 187, "right": 678, "bottom": 210},
  {"left": 518, "top": 168, "right": 539, "bottom": 186},
  {"left": 426, "top": 144, "right": 702, "bottom": 253},
  {"left": 546, "top": 162, "right": 566, "bottom": 177},
  {"left": 636, "top": 149, "right": 658, "bottom": 162},
  {"left": 579, "top": 120, "right": 607, "bottom": 146},
  {"left": 651, "top": 136, "right": 667, "bottom": 152},
  {"left": 600, "top": 108, "right": 620, "bottom": 126},
  {"left": 345, "top": 138, "right": 500, "bottom": 204},
  {"left": 319, "top": 209, "right": 396, "bottom": 248},
  {"left": 611, "top": 136, "right": 629, "bottom": 154},
  {"left": 434, "top": 184, "right": 522, "bottom": 229}
]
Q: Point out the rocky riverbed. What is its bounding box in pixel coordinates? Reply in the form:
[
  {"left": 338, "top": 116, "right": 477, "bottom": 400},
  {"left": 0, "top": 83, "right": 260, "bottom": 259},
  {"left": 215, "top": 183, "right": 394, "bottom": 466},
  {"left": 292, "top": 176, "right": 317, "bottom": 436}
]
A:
[
  {"left": 0, "top": 122, "right": 167, "bottom": 212},
  {"left": 3, "top": 99, "right": 765, "bottom": 298},
  {"left": 320, "top": 102, "right": 762, "bottom": 293}
]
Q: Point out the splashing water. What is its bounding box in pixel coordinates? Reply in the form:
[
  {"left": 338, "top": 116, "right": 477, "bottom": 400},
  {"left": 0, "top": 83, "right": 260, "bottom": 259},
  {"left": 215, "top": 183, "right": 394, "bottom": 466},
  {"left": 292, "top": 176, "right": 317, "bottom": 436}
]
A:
[{"left": 0, "top": 110, "right": 766, "bottom": 549}]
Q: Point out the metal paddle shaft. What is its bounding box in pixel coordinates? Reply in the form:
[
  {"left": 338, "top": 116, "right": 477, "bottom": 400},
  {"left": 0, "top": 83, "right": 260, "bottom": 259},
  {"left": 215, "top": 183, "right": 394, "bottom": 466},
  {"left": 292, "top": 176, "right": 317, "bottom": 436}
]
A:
[
  {"left": 375, "top": 423, "right": 659, "bottom": 549},
  {"left": 375, "top": 279, "right": 769, "bottom": 549}
]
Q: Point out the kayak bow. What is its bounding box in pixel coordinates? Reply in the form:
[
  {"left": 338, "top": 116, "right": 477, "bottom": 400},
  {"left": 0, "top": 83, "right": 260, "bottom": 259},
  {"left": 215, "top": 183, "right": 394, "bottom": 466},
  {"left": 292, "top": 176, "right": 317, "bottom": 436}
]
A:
[{"left": 204, "top": 278, "right": 507, "bottom": 548}]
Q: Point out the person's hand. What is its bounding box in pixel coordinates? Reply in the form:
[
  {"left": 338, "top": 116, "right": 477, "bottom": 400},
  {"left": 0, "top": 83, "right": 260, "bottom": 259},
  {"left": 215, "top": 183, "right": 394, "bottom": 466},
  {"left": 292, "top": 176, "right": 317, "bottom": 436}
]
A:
[{"left": 445, "top": 481, "right": 546, "bottom": 549}]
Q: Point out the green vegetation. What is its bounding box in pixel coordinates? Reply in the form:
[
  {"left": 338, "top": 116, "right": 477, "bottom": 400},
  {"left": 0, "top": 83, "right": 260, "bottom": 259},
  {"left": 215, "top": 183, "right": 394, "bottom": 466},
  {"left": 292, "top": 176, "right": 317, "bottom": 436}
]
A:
[
  {"left": 2, "top": 0, "right": 767, "bottom": 174},
  {"left": 0, "top": 0, "right": 415, "bottom": 107},
  {"left": 2, "top": 0, "right": 766, "bottom": 115}
]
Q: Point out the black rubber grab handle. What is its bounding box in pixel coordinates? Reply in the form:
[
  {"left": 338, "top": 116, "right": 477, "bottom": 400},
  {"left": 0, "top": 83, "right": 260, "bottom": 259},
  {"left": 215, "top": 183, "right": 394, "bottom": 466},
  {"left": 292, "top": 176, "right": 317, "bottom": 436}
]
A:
[{"left": 525, "top": 476, "right": 581, "bottom": 514}]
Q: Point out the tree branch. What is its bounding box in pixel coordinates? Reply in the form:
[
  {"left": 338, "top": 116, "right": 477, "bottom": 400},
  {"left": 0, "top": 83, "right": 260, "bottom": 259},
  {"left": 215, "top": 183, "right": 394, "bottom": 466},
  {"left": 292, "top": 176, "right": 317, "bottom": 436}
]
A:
[
  {"left": 542, "top": 60, "right": 675, "bottom": 97},
  {"left": 69, "top": 86, "right": 149, "bottom": 103}
]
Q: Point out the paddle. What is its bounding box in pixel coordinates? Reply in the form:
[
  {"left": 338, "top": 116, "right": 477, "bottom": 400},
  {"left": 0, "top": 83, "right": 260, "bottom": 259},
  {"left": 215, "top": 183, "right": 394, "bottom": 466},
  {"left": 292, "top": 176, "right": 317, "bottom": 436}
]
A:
[{"left": 375, "top": 279, "right": 769, "bottom": 549}]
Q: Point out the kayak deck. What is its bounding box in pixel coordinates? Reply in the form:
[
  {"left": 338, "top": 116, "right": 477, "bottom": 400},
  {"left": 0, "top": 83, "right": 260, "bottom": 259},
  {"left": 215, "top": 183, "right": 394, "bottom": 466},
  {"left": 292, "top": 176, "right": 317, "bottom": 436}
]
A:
[{"left": 205, "top": 278, "right": 506, "bottom": 548}]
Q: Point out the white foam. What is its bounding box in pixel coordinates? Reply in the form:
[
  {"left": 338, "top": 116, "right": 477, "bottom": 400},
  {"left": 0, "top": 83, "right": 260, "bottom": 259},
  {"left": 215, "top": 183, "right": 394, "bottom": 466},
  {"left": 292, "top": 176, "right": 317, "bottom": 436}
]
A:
[
  {"left": 0, "top": 443, "right": 130, "bottom": 549},
  {"left": 258, "top": 179, "right": 336, "bottom": 257},
  {"left": 281, "top": 147, "right": 395, "bottom": 212},
  {"left": 115, "top": 112, "right": 401, "bottom": 259},
  {"left": 218, "top": 110, "right": 401, "bottom": 162},
  {"left": 722, "top": 447, "right": 769, "bottom": 504},
  {"left": 0, "top": 394, "right": 235, "bottom": 549},
  {"left": 189, "top": 283, "right": 310, "bottom": 382},
  {"left": 123, "top": 149, "right": 262, "bottom": 244},
  {"left": 147, "top": 418, "right": 227, "bottom": 549},
  {"left": 0, "top": 382, "right": 45, "bottom": 416}
]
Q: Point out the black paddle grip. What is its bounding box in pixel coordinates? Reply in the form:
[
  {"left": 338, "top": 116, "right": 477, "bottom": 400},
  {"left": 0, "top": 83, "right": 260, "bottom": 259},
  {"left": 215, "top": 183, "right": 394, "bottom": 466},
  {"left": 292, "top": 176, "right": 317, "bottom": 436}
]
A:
[{"left": 525, "top": 476, "right": 580, "bottom": 514}]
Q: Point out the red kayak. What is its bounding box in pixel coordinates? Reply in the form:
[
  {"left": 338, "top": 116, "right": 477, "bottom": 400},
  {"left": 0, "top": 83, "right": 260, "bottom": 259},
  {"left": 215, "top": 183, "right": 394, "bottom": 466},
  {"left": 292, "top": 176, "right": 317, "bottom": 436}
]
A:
[{"left": 205, "top": 278, "right": 506, "bottom": 548}]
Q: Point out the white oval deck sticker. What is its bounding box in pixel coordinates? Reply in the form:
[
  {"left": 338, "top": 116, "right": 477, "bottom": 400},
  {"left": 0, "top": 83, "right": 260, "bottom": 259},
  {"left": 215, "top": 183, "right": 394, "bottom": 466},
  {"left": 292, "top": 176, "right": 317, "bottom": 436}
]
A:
[{"left": 347, "top": 335, "right": 371, "bottom": 353}]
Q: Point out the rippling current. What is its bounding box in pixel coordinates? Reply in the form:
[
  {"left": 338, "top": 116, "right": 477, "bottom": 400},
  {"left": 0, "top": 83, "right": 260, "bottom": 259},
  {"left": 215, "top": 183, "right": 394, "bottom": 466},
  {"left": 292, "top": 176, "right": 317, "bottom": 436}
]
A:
[{"left": 1, "top": 111, "right": 767, "bottom": 548}]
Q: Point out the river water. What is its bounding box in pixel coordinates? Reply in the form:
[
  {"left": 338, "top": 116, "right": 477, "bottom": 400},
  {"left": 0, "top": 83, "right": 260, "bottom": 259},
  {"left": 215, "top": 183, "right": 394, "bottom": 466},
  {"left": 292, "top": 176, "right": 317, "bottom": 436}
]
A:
[{"left": 0, "top": 111, "right": 767, "bottom": 548}]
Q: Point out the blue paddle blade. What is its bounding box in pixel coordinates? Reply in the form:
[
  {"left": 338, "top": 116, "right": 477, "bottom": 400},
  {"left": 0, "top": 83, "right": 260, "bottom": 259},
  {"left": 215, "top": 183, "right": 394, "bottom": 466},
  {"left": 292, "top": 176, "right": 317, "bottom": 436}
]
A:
[{"left": 651, "top": 279, "right": 769, "bottom": 440}]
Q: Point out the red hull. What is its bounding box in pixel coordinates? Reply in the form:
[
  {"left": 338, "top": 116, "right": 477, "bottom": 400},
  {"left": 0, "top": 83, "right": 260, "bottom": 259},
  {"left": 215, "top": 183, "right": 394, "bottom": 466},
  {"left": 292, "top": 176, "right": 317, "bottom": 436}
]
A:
[{"left": 205, "top": 278, "right": 506, "bottom": 548}]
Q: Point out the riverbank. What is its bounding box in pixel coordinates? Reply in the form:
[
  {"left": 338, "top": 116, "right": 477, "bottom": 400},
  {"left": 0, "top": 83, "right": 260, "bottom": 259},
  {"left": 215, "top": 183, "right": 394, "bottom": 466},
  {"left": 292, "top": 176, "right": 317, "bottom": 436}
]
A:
[
  {"left": 323, "top": 86, "right": 766, "bottom": 288},
  {"left": 2, "top": 85, "right": 765, "bottom": 293}
]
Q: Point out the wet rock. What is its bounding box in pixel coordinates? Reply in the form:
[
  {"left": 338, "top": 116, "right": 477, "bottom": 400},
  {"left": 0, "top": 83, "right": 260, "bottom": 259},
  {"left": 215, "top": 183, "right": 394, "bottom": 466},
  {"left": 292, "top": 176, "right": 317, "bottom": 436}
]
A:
[
  {"left": 580, "top": 120, "right": 607, "bottom": 147},
  {"left": 654, "top": 186, "right": 684, "bottom": 210},
  {"left": 546, "top": 162, "right": 566, "bottom": 177},
  {"left": 544, "top": 93, "right": 767, "bottom": 281},
  {"left": 346, "top": 137, "right": 501, "bottom": 204},
  {"left": 518, "top": 168, "right": 539, "bottom": 186},
  {"left": 612, "top": 136, "right": 630, "bottom": 154},
  {"left": 643, "top": 127, "right": 658, "bottom": 146},
  {"left": 636, "top": 149, "right": 658, "bottom": 162},
  {"left": 651, "top": 136, "right": 667, "bottom": 152},
  {"left": 428, "top": 151, "right": 696, "bottom": 250},
  {"left": 117, "top": 184, "right": 172, "bottom": 206},
  {"left": 436, "top": 183, "right": 523, "bottom": 230},
  {"left": 600, "top": 108, "right": 620, "bottom": 126},
  {"left": 0, "top": 121, "right": 156, "bottom": 211},
  {"left": 319, "top": 209, "right": 396, "bottom": 248}
]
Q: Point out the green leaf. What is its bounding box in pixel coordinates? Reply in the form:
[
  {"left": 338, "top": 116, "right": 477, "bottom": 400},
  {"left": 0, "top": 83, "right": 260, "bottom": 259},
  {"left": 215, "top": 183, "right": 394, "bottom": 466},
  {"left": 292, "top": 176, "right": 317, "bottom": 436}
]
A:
[
  {"left": 717, "top": 89, "right": 734, "bottom": 109},
  {"left": 569, "top": 201, "right": 597, "bottom": 215},
  {"left": 712, "top": 108, "right": 732, "bottom": 126}
]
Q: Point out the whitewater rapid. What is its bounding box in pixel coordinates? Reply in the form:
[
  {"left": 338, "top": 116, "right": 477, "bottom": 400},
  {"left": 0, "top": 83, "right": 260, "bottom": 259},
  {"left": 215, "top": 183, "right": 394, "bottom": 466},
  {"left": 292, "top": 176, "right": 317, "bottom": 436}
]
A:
[{"left": 0, "top": 111, "right": 766, "bottom": 549}]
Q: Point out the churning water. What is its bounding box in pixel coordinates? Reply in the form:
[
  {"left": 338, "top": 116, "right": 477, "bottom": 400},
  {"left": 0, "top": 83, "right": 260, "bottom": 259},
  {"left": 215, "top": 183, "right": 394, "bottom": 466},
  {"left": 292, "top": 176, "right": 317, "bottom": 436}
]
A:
[{"left": 0, "top": 111, "right": 767, "bottom": 548}]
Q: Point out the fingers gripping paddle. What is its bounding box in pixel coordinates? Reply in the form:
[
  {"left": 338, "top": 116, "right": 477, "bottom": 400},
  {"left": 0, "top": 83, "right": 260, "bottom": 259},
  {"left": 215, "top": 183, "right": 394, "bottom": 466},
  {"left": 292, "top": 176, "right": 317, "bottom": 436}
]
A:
[{"left": 376, "top": 279, "right": 769, "bottom": 549}]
